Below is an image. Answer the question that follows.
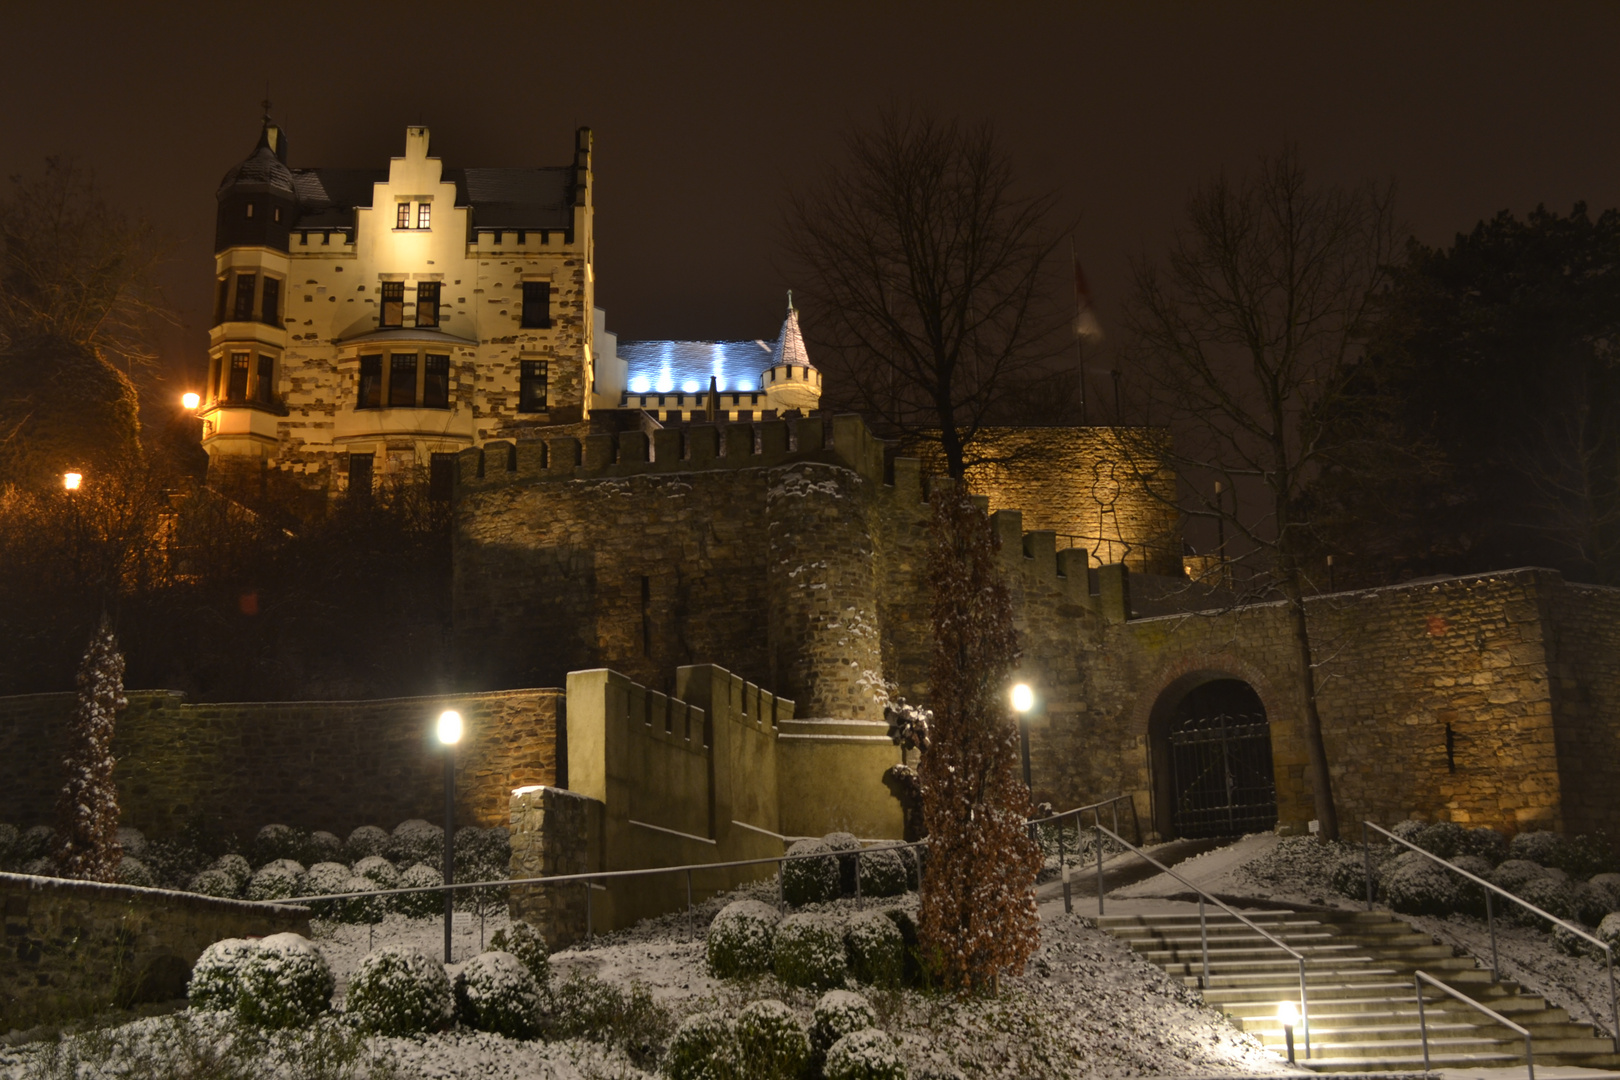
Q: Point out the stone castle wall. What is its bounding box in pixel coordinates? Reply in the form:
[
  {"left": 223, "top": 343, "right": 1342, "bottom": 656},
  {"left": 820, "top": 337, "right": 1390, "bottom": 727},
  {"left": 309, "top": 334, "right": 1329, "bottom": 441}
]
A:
[{"left": 0, "top": 688, "right": 559, "bottom": 838}]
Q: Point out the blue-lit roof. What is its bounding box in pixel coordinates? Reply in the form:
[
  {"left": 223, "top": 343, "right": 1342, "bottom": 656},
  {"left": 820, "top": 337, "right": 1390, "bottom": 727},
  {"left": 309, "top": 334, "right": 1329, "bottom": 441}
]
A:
[{"left": 618, "top": 340, "right": 775, "bottom": 395}]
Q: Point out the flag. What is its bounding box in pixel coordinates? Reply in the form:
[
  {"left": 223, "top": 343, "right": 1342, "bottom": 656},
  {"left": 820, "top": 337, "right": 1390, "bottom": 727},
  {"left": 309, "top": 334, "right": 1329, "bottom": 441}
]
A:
[{"left": 1073, "top": 256, "right": 1103, "bottom": 341}]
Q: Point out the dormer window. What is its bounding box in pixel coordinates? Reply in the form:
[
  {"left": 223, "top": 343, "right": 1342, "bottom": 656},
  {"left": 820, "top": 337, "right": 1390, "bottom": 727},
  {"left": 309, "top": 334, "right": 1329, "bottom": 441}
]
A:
[
  {"left": 417, "top": 203, "right": 431, "bottom": 229},
  {"left": 396, "top": 203, "right": 411, "bottom": 229}
]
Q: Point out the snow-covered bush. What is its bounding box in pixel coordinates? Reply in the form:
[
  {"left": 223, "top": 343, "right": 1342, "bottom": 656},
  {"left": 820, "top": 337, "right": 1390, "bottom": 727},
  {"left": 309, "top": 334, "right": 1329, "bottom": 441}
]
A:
[
  {"left": 1390, "top": 820, "right": 1426, "bottom": 843},
  {"left": 246, "top": 858, "right": 305, "bottom": 901},
  {"left": 342, "top": 946, "right": 455, "bottom": 1036},
  {"left": 236, "top": 932, "right": 334, "bottom": 1028},
  {"left": 116, "top": 856, "right": 155, "bottom": 888},
  {"left": 882, "top": 906, "right": 920, "bottom": 981},
  {"left": 846, "top": 910, "right": 904, "bottom": 986},
  {"left": 1331, "top": 852, "right": 1379, "bottom": 900},
  {"left": 1575, "top": 880, "right": 1618, "bottom": 926},
  {"left": 735, "top": 998, "right": 810, "bottom": 1080},
  {"left": 454, "top": 825, "right": 511, "bottom": 880},
  {"left": 143, "top": 835, "right": 210, "bottom": 889},
  {"left": 858, "top": 848, "right": 908, "bottom": 898},
  {"left": 386, "top": 819, "right": 444, "bottom": 867},
  {"left": 456, "top": 950, "right": 541, "bottom": 1038},
  {"left": 20, "top": 825, "right": 55, "bottom": 862},
  {"left": 1448, "top": 855, "right": 1495, "bottom": 916},
  {"left": 783, "top": 839, "right": 840, "bottom": 906},
  {"left": 116, "top": 827, "right": 147, "bottom": 859},
  {"left": 825, "top": 832, "right": 862, "bottom": 895},
  {"left": 1491, "top": 859, "right": 1546, "bottom": 895},
  {"left": 774, "top": 913, "right": 847, "bottom": 989},
  {"left": 664, "top": 1011, "right": 733, "bottom": 1080},
  {"left": 707, "top": 899, "right": 780, "bottom": 977},
  {"left": 1385, "top": 857, "right": 1465, "bottom": 916},
  {"left": 1456, "top": 827, "right": 1510, "bottom": 866},
  {"left": 251, "top": 825, "right": 307, "bottom": 868},
  {"left": 1591, "top": 873, "right": 1620, "bottom": 910},
  {"left": 1414, "top": 821, "right": 1466, "bottom": 859},
  {"left": 211, "top": 853, "right": 253, "bottom": 892},
  {"left": 488, "top": 921, "right": 550, "bottom": 987},
  {"left": 539, "top": 970, "right": 673, "bottom": 1068},
  {"left": 188, "top": 868, "right": 241, "bottom": 899},
  {"left": 1508, "top": 874, "right": 1575, "bottom": 929},
  {"left": 1598, "top": 912, "right": 1620, "bottom": 952},
  {"left": 825, "top": 1028, "right": 907, "bottom": 1080},
  {"left": 0, "top": 824, "right": 17, "bottom": 869},
  {"left": 189, "top": 938, "right": 258, "bottom": 1012},
  {"left": 394, "top": 862, "right": 444, "bottom": 918},
  {"left": 306, "top": 830, "right": 344, "bottom": 864},
  {"left": 813, "top": 989, "right": 878, "bottom": 1061},
  {"left": 1552, "top": 834, "right": 1617, "bottom": 878},
  {"left": 345, "top": 825, "right": 390, "bottom": 861},
  {"left": 896, "top": 845, "right": 920, "bottom": 891},
  {"left": 1555, "top": 921, "right": 1600, "bottom": 958},
  {"left": 334, "top": 875, "right": 386, "bottom": 925},
  {"left": 21, "top": 857, "right": 55, "bottom": 877},
  {"left": 1510, "top": 831, "right": 1564, "bottom": 867},
  {"left": 354, "top": 854, "right": 400, "bottom": 890},
  {"left": 299, "top": 862, "right": 351, "bottom": 915}
]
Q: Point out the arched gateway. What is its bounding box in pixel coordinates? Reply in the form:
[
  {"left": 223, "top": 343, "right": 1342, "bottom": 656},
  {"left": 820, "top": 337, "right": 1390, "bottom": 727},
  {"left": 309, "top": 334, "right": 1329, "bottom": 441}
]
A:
[{"left": 1148, "top": 677, "right": 1278, "bottom": 839}]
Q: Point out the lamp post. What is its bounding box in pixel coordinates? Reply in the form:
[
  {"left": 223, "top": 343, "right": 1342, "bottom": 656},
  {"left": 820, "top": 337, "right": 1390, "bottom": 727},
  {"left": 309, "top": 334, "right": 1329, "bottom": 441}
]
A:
[
  {"left": 1011, "top": 682, "right": 1034, "bottom": 791},
  {"left": 1277, "top": 1000, "right": 1299, "bottom": 1064},
  {"left": 436, "top": 709, "right": 463, "bottom": 963},
  {"left": 63, "top": 471, "right": 83, "bottom": 491}
]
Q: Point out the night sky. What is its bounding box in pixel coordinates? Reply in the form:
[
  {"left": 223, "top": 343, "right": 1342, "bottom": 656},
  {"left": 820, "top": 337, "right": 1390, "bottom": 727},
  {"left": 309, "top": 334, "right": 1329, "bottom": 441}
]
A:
[{"left": 5, "top": 1, "right": 1619, "bottom": 397}]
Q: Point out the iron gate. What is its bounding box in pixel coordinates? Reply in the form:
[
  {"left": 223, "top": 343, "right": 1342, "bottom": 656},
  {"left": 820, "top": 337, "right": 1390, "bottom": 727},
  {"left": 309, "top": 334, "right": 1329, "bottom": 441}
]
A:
[{"left": 1167, "top": 710, "right": 1278, "bottom": 838}]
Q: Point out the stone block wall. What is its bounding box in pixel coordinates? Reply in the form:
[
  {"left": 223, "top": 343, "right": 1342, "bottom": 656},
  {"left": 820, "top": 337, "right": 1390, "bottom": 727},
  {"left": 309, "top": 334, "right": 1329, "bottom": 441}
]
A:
[
  {"left": 1, "top": 873, "right": 308, "bottom": 1029},
  {"left": 1544, "top": 581, "right": 1620, "bottom": 836},
  {"left": 508, "top": 786, "right": 600, "bottom": 950},
  {"left": 0, "top": 688, "right": 559, "bottom": 838}
]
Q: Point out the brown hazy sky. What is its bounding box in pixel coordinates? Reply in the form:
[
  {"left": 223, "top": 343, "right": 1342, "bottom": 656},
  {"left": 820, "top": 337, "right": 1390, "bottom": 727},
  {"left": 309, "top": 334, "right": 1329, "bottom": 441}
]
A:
[{"left": 5, "top": 1, "right": 1618, "bottom": 394}]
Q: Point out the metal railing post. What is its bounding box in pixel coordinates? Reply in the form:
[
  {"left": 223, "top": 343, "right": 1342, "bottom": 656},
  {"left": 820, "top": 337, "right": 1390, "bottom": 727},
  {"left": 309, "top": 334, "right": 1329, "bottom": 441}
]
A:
[
  {"left": 686, "top": 868, "right": 694, "bottom": 942},
  {"left": 1299, "top": 957, "right": 1311, "bottom": 1059},
  {"left": 1362, "top": 820, "right": 1373, "bottom": 911},
  {"left": 778, "top": 857, "right": 786, "bottom": 914},
  {"left": 1416, "top": 975, "right": 1430, "bottom": 1073},
  {"left": 1415, "top": 969, "right": 1534, "bottom": 1080},
  {"left": 1198, "top": 894, "right": 1210, "bottom": 988},
  {"left": 855, "top": 849, "right": 863, "bottom": 902},
  {"left": 1487, "top": 889, "right": 1499, "bottom": 980},
  {"left": 585, "top": 879, "right": 593, "bottom": 941},
  {"left": 1607, "top": 944, "right": 1619, "bottom": 1052},
  {"left": 1096, "top": 821, "right": 1105, "bottom": 917}
]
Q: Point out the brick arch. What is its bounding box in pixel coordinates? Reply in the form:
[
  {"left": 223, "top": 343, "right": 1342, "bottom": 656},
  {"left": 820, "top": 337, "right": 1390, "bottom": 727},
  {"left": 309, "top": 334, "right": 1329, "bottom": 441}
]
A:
[{"left": 1131, "top": 650, "right": 1292, "bottom": 840}]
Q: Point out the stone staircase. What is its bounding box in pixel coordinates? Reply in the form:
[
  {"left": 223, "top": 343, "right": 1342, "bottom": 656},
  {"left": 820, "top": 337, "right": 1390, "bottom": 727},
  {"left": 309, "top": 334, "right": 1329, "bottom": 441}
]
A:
[{"left": 1098, "top": 908, "right": 1620, "bottom": 1071}]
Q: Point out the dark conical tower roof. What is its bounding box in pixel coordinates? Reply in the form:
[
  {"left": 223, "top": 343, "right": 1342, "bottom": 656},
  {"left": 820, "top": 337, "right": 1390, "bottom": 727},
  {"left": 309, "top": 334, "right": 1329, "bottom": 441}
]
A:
[{"left": 217, "top": 118, "right": 294, "bottom": 197}]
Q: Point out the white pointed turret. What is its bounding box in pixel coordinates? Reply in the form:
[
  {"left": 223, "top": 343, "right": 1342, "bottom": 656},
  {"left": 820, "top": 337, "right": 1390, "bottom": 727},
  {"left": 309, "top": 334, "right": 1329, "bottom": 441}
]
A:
[{"left": 761, "top": 292, "right": 821, "bottom": 413}]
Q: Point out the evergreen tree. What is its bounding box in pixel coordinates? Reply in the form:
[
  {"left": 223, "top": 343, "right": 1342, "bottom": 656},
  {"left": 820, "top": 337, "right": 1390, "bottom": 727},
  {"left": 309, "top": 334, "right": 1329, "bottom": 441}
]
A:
[
  {"left": 55, "top": 615, "right": 124, "bottom": 881},
  {"left": 917, "top": 483, "right": 1041, "bottom": 991}
]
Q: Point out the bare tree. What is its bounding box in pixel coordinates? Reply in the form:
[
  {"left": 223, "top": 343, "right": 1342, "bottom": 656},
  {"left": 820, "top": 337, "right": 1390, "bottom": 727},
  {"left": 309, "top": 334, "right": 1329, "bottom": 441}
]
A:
[
  {"left": 783, "top": 111, "right": 1069, "bottom": 478},
  {"left": 1124, "top": 146, "right": 1399, "bottom": 842}
]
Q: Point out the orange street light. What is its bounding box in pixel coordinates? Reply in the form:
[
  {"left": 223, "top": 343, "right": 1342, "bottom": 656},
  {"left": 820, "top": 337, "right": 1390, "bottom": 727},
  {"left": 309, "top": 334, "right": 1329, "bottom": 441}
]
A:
[
  {"left": 62, "top": 472, "right": 83, "bottom": 491},
  {"left": 182, "top": 392, "right": 201, "bottom": 410}
]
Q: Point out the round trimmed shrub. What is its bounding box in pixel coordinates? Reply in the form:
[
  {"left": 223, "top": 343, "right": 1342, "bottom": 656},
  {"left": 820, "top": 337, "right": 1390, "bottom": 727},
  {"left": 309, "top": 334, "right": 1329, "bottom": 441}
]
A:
[
  {"left": 1414, "top": 821, "right": 1466, "bottom": 859},
  {"left": 456, "top": 950, "right": 541, "bottom": 1038},
  {"left": 394, "top": 862, "right": 444, "bottom": 918},
  {"left": 1555, "top": 921, "right": 1599, "bottom": 958},
  {"left": 236, "top": 932, "right": 333, "bottom": 1028},
  {"left": 0, "top": 824, "right": 18, "bottom": 869},
  {"left": 1553, "top": 834, "right": 1616, "bottom": 878},
  {"left": 896, "top": 846, "right": 920, "bottom": 891},
  {"left": 1591, "top": 873, "right": 1620, "bottom": 909},
  {"left": 1386, "top": 857, "right": 1465, "bottom": 916},
  {"left": 858, "top": 849, "right": 907, "bottom": 898},
  {"left": 246, "top": 859, "right": 305, "bottom": 901},
  {"left": 825, "top": 833, "right": 862, "bottom": 895},
  {"left": 20, "top": 825, "right": 55, "bottom": 861},
  {"left": 665, "top": 1011, "right": 733, "bottom": 1080},
  {"left": 343, "top": 946, "right": 455, "bottom": 1036},
  {"left": 454, "top": 826, "right": 511, "bottom": 880},
  {"left": 116, "top": 826, "right": 147, "bottom": 859},
  {"left": 251, "top": 825, "right": 307, "bottom": 868},
  {"left": 189, "top": 868, "right": 241, "bottom": 898},
  {"left": 21, "top": 857, "right": 55, "bottom": 877},
  {"left": 813, "top": 989, "right": 878, "bottom": 1060},
  {"left": 845, "top": 910, "right": 904, "bottom": 986},
  {"left": 825, "top": 1028, "right": 907, "bottom": 1080},
  {"left": 345, "top": 825, "right": 390, "bottom": 861},
  {"left": 1331, "top": 852, "right": 1383, "bottom": 900},
  {"left": 1448, "top": 855, "right": 1495, "bottom": 916},
  {"left": 306, "top": 831, "right": 344, "bottom": 864},
  {"left": 386, "top": 819, "right": 444, "bottom": 867},
  {"left": 1491, "top": 859, "right": 1546, "bottom": 895},
  {"left": 783, "top": 839, "right": 840, "bottom": 906},
  {"left": 1390, "top": 820, "right": 1426, "bottom": 843},
  {"left": 189, "top": 938, "right": 258, "bottom": 1012},
  {"left": 707, "top": 898, "right": 780, "bottom": 978},
  {"left": 211, "top": 853, "right": 253, "bottom": 892},
  {"left": 1543, "top": 866, "right": 1572, "bottom": 884},
  {"left": 1575, "top": 880, "right": 1618, "bottom": 926},
  {"left": 117, "top": 856, "right": 156, "bottom": 888},
  {"left": 300, "top": 862, "right": 351, "bottom": 915},
  {"left": 774, "top": 913, "right": 847, "bottom": 990},
  {"left": 1377, "top": 850, "right": 1430, "bottom": 895},
  {"left": 1510, "top": 830, "right": 1564, "bottom": 867},
  {"left": 334, "top": 875, "right": 386, "bottom": 925},
  {"left": 488, "top": 921, "right": 549, "bottom": 987},
  {"left": 354, "top": 854, "right": 400, "bottom": 890},
  {"left": 1599, "top": 912, "right": 1620, "bottom": 951},
  {"left": 736, "top": 998, "right": 809, "bottom": 1080},
  {"left": 1457, "top": 827, "right": 1510, "bottom": 866},
  {"left": 144, "top": 837, "right": 209, "bottom": 889},
  {"left": 1508, "top": 874, "right": 1575, "bottom": 929}
]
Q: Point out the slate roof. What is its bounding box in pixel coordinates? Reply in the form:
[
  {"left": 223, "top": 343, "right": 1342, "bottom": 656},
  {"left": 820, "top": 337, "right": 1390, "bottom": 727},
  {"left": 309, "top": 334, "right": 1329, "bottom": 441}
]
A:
[{"left": 618, "top": 340, "right": 776, "bottom": 395}]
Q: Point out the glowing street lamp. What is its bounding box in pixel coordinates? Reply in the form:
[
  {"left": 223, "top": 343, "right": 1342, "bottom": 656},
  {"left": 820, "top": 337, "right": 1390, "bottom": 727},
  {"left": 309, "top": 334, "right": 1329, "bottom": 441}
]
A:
[
  {"left": 62, "top": 472, "right": 82, "bottom": 492},
  {"left": 181, "top": 392, "right": 201, "bottom": 410},
  {"left": 1277, "top": 1000, "right": 1299, "bottom": 1064},
  {"left": 437, "top": 709, "right": 463, "bottom": 963},
  {"left": 1011, "top": 682, "right": 1035, "bottom": 791}
]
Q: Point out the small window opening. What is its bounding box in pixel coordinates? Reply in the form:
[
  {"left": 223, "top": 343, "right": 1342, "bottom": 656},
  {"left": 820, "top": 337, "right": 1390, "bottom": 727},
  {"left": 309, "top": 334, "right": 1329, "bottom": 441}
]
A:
[
  {"left": 358, "top": 355, "right": 383, "bottom": 409},
  {"left": 380, "top": 281, "right": 404, "bottom": 327},
  {"left": 417, "top": 202, "right": 431, "bottom": 229},
  {"left": 389, "top": 353, "right": 418, "bottom": 408},
  {"left": 396, "top": 203, "right": 411, "bottom": 229}
]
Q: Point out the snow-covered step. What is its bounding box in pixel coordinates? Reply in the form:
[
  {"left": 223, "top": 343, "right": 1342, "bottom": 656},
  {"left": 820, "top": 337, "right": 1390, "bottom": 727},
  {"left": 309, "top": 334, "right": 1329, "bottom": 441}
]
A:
[{"left": 1097, "top": 905, "right": 1620, "bottom": 1072}]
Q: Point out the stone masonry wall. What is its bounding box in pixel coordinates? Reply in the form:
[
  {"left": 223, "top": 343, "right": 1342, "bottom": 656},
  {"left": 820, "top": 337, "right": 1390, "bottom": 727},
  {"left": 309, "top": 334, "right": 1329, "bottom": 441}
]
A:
[
  {"left": 0, "top": 689, "right": 558, "bottom": 838},
  {"left": 1, "top": 873, "right": 308, "bottom": 1029},
  {"left": 507, "top": 786, "right": 600, "bottom": 950},
  {"left": 1544, "top": 581, "right": 1620, "bottom": 837}
]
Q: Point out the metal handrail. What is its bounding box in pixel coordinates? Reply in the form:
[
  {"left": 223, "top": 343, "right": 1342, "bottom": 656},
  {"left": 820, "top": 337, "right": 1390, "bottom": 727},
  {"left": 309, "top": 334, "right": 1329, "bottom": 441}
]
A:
[
  {"left": 1095, "top": 823, "right": 1311, "bottom": 1059},
  {"left": 1364, "top": 820, "right": 1619, "bottom": 1050},
  {"left": 1415, "top": 970, "right": 1533, "bottom": 1079}
]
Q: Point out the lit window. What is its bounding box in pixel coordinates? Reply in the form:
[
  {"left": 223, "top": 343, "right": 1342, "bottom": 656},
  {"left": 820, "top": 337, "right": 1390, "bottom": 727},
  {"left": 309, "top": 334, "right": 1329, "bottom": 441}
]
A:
[
  {"left": 389, "top": 353, "right": 418, "bottom": 407},
  {"left": 423, "top": 354, "right": 450, "bottom": 409},
  {"left": 358, "top": 355, "right": 383, "bottom": 409},
  {"left": 380, "top": 282, "right": 404, "bottom": 328},
  {"left": 227, "top": 352, "right": 250, "bottom": 401},
  {"left": 245, "top": 202, "right": 255, "bottom": 219},
  {"left": 520, "top": 281, "right": 551, "bottom": 328},
  {"left": 396, "top": 203, "right": 411, "bottom": 229},
  {"left": 416, "top": 282, "right": 440, "bottom": 328},
  {"left": 417, "top": 202, "right": 431, "bottom": 229},
  {"left": 519, "top": 360, "right": 548, "bottom": 412}
]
